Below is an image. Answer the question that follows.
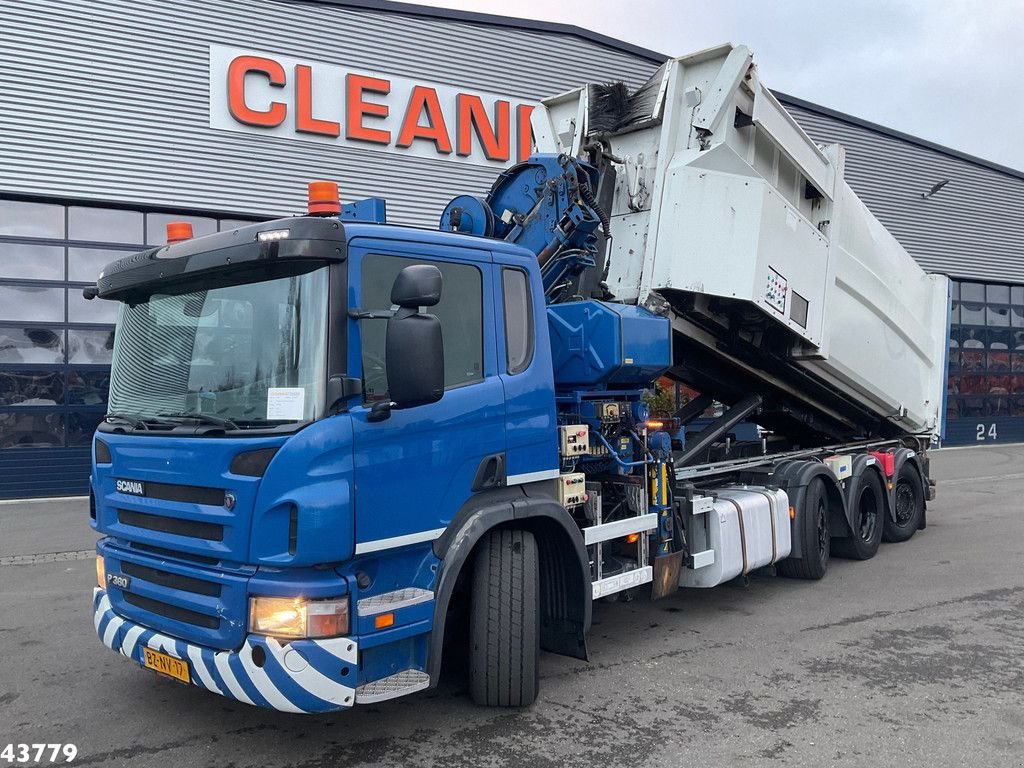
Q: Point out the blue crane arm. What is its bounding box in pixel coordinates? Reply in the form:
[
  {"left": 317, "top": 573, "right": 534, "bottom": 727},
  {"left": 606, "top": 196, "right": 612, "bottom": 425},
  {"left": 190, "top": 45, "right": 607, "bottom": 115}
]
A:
[{"left": 439, "top": 153, "right": 609, "bottom": 303}]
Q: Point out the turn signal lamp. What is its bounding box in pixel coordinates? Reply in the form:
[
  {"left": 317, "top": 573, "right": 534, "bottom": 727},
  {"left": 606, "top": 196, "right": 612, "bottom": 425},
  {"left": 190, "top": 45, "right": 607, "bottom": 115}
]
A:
[
  {"left": 248, "top": 595, "right": 349, "bottom": 639},
  {"left": 308, "top": 180, "right": 341, "bottom": 215},
  {"left": 374, "top": 613, "right": 395, "bottom": 630},
  {"left": 625, "top": 533, "right": 640, "bottom": 545},
  {"left": 96, "top": 555, "right": 106, "bottom": 590},
  {"left": 166, "top": 221, "right": 194, "bottom": 244}
]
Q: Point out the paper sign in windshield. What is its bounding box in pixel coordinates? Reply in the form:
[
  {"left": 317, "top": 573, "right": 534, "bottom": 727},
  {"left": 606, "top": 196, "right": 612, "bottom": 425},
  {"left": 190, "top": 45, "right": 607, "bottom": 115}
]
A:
[{"left": 267, "top": 388, "right": 306, "bottom": 421}]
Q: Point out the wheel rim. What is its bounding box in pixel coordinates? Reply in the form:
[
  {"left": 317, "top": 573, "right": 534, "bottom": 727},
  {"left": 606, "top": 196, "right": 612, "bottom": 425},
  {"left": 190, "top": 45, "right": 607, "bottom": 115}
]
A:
[
  {"left": 816, "top": 499, "right": 829, "bottom": 558},
  {"left": 858, "top": 487, "right": 879, "bottom": 541},
  {"left": 895, "top": 482, "right": 915, "bottom": 525}
]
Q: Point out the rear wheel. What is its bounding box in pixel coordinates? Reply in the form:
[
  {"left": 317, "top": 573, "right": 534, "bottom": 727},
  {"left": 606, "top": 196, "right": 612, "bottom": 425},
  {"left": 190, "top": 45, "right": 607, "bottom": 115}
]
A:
[
  {"left": 883, "top": 463, "right": 925, "bottom": 543},
  {"left": 469, "top": 528, "right": 540, "bottom": 707},
  {"left": 778, "top": 477, "right": 830, "bottom": 580},
  {"left": 832, "top": 471, "right": 885, "bottom": 560}
]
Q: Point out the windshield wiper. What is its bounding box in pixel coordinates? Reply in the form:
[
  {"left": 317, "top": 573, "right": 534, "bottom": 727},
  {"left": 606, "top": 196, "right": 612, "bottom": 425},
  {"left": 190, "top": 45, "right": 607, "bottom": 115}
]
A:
[
  {"left": 104, "top": 412, "right": 151, "bottom": 430},
  {"left": 157, "top": 411, "right": 240, "bottom": 430}
]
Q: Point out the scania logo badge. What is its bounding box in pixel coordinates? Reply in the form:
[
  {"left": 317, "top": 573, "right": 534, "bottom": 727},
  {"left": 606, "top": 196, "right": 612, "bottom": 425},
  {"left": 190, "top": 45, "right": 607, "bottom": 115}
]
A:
[{"left": 115, "top": 479, "right": 145, "bottom": 496}]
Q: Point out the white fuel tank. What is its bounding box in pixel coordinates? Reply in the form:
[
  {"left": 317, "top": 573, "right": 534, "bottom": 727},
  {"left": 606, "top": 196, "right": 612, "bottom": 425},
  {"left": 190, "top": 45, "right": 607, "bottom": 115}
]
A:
[{"left": 679, "top": 486, "right": 792, "bottom": 588}]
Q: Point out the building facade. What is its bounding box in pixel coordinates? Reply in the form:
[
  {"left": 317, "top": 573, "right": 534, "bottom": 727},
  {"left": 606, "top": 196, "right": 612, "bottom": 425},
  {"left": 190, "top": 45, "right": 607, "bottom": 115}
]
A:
[{"left": 2, "top": 0, "right": 1021, "bottom": 497}]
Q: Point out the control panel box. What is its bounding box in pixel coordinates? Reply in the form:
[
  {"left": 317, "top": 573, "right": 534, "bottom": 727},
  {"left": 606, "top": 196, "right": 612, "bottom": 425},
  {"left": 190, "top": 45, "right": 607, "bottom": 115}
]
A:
[
  {"left": 824, "top": 454, "right": 853, "bottom": 480},
  {"left": 559, "top": 425, "right": 590, "bottom": 457},
  {"left": 558, "top": 473, "right": 588, "bottom": 507}
]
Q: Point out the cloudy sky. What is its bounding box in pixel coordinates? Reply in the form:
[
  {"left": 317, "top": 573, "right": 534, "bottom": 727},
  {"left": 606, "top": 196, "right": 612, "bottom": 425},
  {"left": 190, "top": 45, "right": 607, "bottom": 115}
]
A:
[{"left": 402, "top": 0, "right": 1024, "bottom": 171}]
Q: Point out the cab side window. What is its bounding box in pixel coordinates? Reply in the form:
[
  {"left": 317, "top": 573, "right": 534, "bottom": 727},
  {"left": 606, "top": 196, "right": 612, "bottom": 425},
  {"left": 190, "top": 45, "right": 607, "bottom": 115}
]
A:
[
  {"left": 360, "top": 253, "right": 483, "bottom": 400},
  {"left": 502, "top": 268, "right": 534, "bottom": 374}
]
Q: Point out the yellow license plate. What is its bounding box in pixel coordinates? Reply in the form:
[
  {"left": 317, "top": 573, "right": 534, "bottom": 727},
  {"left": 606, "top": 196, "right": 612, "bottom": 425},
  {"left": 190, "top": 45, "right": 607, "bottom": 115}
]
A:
[{"left": 142, "top": 647, "right": 191, "bottom": 684}]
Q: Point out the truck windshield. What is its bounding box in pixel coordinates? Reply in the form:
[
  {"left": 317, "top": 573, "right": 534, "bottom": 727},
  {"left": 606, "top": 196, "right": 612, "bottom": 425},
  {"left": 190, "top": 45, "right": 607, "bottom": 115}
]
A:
[{"left": 107, "top": 266, "right": 329, "bottom": 428}]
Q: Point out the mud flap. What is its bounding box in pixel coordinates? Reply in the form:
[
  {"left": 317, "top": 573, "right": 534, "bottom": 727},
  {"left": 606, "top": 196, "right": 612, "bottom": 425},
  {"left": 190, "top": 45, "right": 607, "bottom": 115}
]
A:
[{"left": 652, "top": 551, "right": 683, "bottom": 600}]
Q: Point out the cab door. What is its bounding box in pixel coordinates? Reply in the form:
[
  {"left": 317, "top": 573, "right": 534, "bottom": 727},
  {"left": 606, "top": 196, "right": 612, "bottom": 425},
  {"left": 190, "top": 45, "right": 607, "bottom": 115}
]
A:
[{"left": 348, "top": 239, "right": 506, "bottom": 554}]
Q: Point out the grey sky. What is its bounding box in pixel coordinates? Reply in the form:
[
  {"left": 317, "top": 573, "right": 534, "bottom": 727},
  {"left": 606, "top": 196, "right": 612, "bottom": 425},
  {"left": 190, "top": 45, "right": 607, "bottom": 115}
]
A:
[{"left": 402, "top": 0, "right": 1024, "bottom": 171}]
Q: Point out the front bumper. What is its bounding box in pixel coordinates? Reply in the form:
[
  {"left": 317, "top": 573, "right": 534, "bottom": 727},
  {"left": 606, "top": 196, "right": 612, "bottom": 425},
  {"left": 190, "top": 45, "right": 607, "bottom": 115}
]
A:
[{"left": 93, "top": 588, "right": 358, "bottom": 713}]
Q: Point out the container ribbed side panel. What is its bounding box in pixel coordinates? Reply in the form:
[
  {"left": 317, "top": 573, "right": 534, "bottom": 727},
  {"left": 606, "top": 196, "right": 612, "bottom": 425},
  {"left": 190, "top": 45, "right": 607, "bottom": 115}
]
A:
[
  {"left": 781, "top": 101, "right": 1024, "bottom": 284},
  {"left": 0, "top": 0, "right": 662, "bottom": 224}
]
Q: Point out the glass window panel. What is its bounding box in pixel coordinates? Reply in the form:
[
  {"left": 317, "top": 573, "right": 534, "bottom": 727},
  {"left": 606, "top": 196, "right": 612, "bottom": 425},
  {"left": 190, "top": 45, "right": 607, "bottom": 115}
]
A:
[
  {"left": 502, "top": 268, "right": 533, "bottom": 374},
  {"left": 948, "top": 301, "right": 959, "bottom": 326},
  {"left": 0, "top": 285, "right": 64, "bottom": 323},
  {"left": 0, "top": 370, "right": 64, "bottom": 406},
  {"left": 1013, "top": 307, "right": 1024, "bottom": 328},
  {"left": 68, "top": 329, "right": 115, "bottom": 365},
  {"left": 68, "top": 207, "right": 144, "bottom": 244},
  {"left": 950, "top": 281, "right": 960, "bottom": 300},
  {"left": 146, "top": 214, "right": 217, "bottom": 245},
  {"left": 987, "top": 284, "right": 1010, "bottom": 304},
  {"left": 959, "top": 299, "right": 986, "bottom": 326},
  {"left": 360, "top": 253, "right": 483, "bottom": 399},
  {"left": 68, "top": 247, "right": 136, "bottom": 283},
  {"left": 0, "top": 411, "right": 64, "bottom": 449},
  {"left": 960, "top": 282, "right": 985, "bottom": 303},
  {"left": 0, "top": 327, "right": 64, "bottom": 363},
  {"left": 0, "top": 200, "right": 64, "bottom": 239},
  {"left": 1012, "top": 286, "right": 1024, "bottom": 305},
  {"left": 219, "top": 219, "right": 259, "bottom": 231},
  {"left": 0, "top": 243, "right": 65, "bottom": 280},
  {"left": 67, "top": 411, "right": 104, "bottom": 447},
  {"left": 986, "top": 305, "right": 1010, "bottom": 327},
  {"left": 67, "top": 370, "right": 110, "bottom": 406},
  {"left": 68, "top": 289, "right": 119, "bottom": 324}
]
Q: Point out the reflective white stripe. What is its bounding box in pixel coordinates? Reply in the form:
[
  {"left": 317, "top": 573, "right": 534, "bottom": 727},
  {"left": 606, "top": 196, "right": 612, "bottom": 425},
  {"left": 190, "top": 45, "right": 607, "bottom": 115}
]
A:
[
  {"left": 506, "top": 468, "right": 560, "bottom": 485},
  {"left": 239, "top": 643, "right": 306, "bottom": 713},
  {"left": 187, "top": 646, "right": 223, "bottom": 696},
  {"left": 120, "top": 625, "right": 146, "bottom": 658},
  {"left": 148, "top": 632, "right": 183, "bottom": 658},
  {"left": 214, "top": 653, "right": 255, "bottom": 705},
  {"left": 309, "top": 637, "right": 359, "bottom": 665},
  {"left": 102, "top": 615, "right": 125, "bottom": 648},
  {"left": 354, "top": 528, "right": 446, "bottom": 555},
  {"left": 263, "top": 637, "right": 355, "bottom": 705},
  {"left": 94, "top": 593, "right": 111, "bottom": 635}
]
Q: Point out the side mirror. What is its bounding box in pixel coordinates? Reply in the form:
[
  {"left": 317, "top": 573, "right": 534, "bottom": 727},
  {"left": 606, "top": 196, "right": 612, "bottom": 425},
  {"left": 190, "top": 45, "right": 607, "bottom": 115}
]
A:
[
  {"left": 385, "top": 266, "right": 444, "bottom": 409},
  {"left": 391, "top": 264, "right": 441, "bottom": 308}
]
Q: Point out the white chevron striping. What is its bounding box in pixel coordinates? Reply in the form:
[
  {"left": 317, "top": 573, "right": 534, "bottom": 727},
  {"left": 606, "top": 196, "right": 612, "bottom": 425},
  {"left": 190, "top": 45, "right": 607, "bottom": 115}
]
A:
[
  {"left": 187, "top": 646, "right": 222, "bottom": 695},
  {"left": 101, "top": 615, "right": 125, "bottom": 648},
  {"left": 213, "top": 652, "right": 255, "bottom": 706},
  {"left": 120, "top": 625, "right": 146, "bottom": 658},
  {"left": 239, "top": 644, "right": 306, "bottom": 713}
]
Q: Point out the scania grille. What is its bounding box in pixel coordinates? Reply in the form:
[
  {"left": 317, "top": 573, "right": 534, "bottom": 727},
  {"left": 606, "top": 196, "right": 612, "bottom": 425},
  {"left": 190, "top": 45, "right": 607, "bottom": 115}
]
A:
[
  {"left": 118, "top": 509, "right": 224, "bottom": 541},
  {"left": 105, "top": 547, "right": 249, "bottom": 650}
]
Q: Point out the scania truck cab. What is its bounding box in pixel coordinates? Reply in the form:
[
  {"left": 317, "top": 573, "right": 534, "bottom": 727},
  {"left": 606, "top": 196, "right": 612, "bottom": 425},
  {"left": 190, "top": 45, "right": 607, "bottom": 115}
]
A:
[{"left": 91, "top": 210, "right": 607, "bottom": 711}]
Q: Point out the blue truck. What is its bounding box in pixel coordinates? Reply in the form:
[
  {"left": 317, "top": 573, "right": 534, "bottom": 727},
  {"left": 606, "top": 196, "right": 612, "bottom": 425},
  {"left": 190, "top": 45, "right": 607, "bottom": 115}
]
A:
[{"left": 87, "top": 48, "right": 946, "bottom": 713}]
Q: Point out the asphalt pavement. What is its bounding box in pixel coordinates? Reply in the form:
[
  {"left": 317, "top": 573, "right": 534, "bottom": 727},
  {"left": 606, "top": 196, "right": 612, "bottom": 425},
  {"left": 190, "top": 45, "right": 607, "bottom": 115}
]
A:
[{"left": 1, "top": 444, "right": 1022, "bottom": 767}]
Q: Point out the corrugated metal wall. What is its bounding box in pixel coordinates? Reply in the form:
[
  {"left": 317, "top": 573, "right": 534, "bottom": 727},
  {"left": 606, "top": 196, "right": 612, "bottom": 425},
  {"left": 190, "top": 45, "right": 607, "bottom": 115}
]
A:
[
  {"left": 1, "top": 0, "right": 661, "bottom": 225},
  {"left": 781, "top": 99, "right": 1024, "bottom": 284}
]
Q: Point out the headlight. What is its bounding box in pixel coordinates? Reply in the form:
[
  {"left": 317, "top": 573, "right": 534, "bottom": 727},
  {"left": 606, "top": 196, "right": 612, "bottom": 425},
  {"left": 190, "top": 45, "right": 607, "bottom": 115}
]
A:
[
  {"left": 96, "top": 555, "right": 106, "bottom": 590},
  {"left": 248, "top": 596, "right": 349, "bottom": 639}
]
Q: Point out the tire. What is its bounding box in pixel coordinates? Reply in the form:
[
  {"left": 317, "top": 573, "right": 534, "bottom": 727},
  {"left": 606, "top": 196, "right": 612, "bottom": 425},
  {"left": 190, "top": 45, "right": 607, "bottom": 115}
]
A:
[
  {"left": 778, "top": 477, "right": 830, "bottom": 580},
  {"left": 883, "top": 462, "right": 925, "bottom": 543},
  {"left": 469, "top": 528, "right": 540, "bottom": 707},
  {"left": 832, "top": 470, "right": 885, "bottom": 560}
]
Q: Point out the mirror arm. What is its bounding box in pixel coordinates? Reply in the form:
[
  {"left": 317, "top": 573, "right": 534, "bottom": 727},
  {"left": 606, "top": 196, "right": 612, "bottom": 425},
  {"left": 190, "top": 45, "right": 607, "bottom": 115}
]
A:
[{"left": 367, "top": 400, "right": 395, "bottom": 423}]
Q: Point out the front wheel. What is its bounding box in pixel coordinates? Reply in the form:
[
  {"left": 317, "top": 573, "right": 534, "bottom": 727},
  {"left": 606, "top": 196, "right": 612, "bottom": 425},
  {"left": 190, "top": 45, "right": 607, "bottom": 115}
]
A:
[
  {"left": 883, "top": 463, "right": 925, "bottom": 543},
  {"left": 469, "top": 528, "right": 540, "bottom": 707}
]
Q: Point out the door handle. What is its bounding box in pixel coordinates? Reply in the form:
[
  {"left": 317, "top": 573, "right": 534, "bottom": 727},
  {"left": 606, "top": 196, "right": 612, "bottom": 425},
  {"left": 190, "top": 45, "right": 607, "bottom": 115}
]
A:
[{"left": 471, "top": 453, "right": 506, "bottom": 492}]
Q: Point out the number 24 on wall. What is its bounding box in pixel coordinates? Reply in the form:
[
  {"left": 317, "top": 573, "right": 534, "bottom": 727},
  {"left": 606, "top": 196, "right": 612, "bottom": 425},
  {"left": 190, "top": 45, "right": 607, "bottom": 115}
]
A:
[{"left": 976, "top": 423, "right": 998, "bottom": 441}]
